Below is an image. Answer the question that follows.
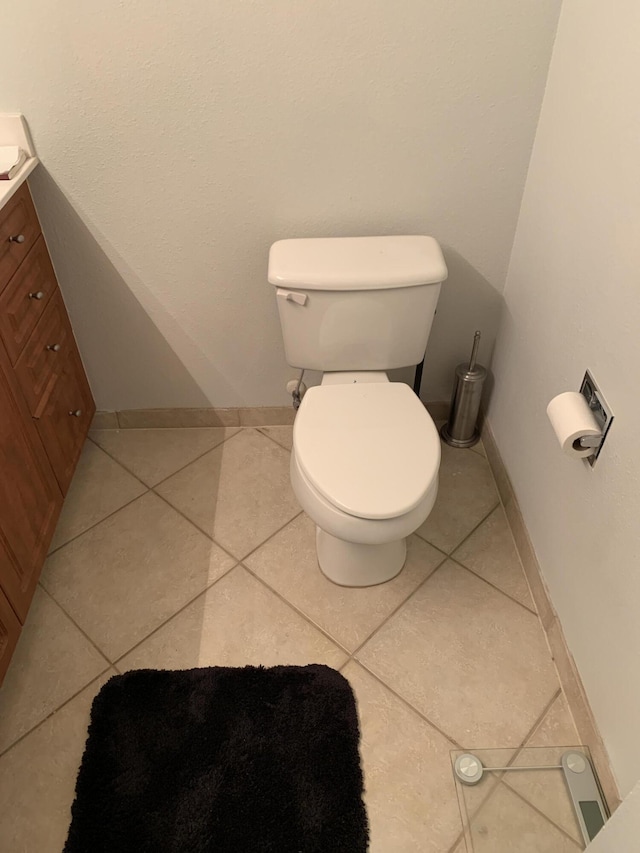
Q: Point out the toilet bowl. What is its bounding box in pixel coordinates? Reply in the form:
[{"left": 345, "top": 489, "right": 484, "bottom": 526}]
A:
[{"left": 291, "top": 373, "right": 440, "bottom": 586}]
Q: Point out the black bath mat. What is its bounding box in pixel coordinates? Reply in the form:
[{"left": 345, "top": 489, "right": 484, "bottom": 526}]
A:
[{"left": 65, "top": 664, "right": 368, "bottom": 853}]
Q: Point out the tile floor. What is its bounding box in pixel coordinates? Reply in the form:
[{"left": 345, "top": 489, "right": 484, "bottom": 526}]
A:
[{"left": 0, "top": 421, "right": 585, "bottom": 851}]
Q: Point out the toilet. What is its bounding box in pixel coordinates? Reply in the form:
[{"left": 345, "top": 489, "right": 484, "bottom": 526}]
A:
[{"left": 268, "top": 235, "right": 448, "bottom": 587}]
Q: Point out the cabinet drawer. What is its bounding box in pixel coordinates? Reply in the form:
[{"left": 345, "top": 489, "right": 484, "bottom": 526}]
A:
[
  {"left": 0, "top": 236, "right": 57, "bottom": 364},
  {"left": 0, "top": 582, "right": 22, "bottom": 686},
  {"left": 15, "top": 291, "right": 71, "bottom": 417},
  {"left": 0, "top": 183, "right": 40, "bottom": 288},
  {"left": 35, "top": 349, "right": 95, "bottom": 494}
]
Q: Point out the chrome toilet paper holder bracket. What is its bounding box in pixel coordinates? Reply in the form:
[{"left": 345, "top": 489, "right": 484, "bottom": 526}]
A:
[
  {"left": 579, "top": 371, "right": 614, "bottom": 466},
  {"left": 577, "top": 434, "right": 602, "bottom": 449}
]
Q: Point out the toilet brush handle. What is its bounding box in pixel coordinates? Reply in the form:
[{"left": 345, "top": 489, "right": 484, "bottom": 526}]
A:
[{"left": 468, "top": 331, "right": 481, "bottom": 371}]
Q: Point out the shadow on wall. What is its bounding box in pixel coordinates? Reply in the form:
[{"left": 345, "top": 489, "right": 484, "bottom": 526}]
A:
[
  {"left": 419, "top": 248, "right": 504, "bottom": 403},
  {"left": 27, "top": 169, "right": 238, "bottom": 411}
]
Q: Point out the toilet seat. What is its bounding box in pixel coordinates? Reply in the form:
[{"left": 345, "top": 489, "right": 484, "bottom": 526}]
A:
[{"left": 293, "top": 382, "right": 440, "bottom": 520}]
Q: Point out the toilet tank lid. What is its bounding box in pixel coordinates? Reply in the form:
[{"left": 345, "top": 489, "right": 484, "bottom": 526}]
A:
[{"left": 268, "top": 235, "right": 448, "bottom": 290}]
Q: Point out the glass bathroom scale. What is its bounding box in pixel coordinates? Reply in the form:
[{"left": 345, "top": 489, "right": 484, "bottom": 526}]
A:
[{"left": 451, "top": 746, "right": 608, "bottom": 851}]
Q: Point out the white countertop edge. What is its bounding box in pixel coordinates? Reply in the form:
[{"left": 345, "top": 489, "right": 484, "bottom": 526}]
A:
[{"left": 0, "top": 156, "right": 40, "bottom": 210}]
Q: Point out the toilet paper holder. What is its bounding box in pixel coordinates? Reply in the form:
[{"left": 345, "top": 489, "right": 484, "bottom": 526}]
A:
[{"left": 578, "top": 371, "right": 614, "bottom": 466}]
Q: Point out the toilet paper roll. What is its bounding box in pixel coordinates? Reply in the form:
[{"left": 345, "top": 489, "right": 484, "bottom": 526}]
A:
[{"left": 546, "top": 391, "right": 602, "bottom": 458}]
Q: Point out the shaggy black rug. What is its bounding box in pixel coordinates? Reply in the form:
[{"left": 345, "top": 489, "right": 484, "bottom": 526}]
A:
[{"left": 64, "top": 664, "right": 368, "bottom": 852}]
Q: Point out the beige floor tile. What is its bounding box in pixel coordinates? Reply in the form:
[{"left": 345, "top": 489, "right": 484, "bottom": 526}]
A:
[
  {"left": 0, "top": 589, "right": 108, "bottom": 754},
  {"left": 246, "top": 515, "right": 445, "bottom": 651},
  {"left": 506, "top": 694, "right": 583, "bottom": 843},
  {"left": 41, "top": 493, "right": 235, "bottom": 661},
  {"left": 343, "top": 662, "right": 462, "bottom": 853},
  {"left": 0, "top": 672, "right": 114, "bottom": 853},
  {"left": 50, "top": 442, "right": 147, "bottom": 551},
  {"left": 526, "top": 692, "right": 580, "bottom": 748},
  {"left": 90, "top": 427, "right": 239, "bottom": 486},
  {"left": 357, "top": 561, "right": 560, "bottom": 747},
  {"left": 119, "top": 566, "right": 347, "bottom": 671},
  {"left": 156, "top": 428, "right": 301, "bottom": 558},
  {"left": 468, "top": 782, "right": 582, "bottom": 852},
  {"left": 416, "top": 443, "right": 499, "bottom": 553},
  {"left": 259, "top": 425, "right": 293, "bottom": 451},
  {"left": 452, "top": 506, "right": 535, "bottom": 610}
]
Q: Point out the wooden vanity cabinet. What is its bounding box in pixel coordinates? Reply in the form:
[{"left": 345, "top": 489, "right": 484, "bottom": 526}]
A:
[{"left": 0, "top": 180, "right": 95, "bottom": 681}]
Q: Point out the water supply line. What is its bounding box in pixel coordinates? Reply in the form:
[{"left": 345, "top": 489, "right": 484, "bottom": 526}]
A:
[{"left": 292, "top": 369, "right": 305, "bottom": 410}]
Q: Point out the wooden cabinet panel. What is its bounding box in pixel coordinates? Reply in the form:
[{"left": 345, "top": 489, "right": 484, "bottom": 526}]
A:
[
  {"left": 36, "top": 349, "right": 95, "bottom": 494},
  {"left": 0, "top": 236, "right": 57, "bottom": 364},
  {"left": 0, "top": 580, "right": 22, "bottom": 686},
  {"left": 0, "top": 183, "right": 40, "bottom": 287},
  {"left": 0, "top": 178, "right": 96, "bottom": 679},
  {"left": 15, "top": 291, "right": 71, "bottom": 417},
  {"left": 0, "top": 340, "right": 63, "bottom": 622}
]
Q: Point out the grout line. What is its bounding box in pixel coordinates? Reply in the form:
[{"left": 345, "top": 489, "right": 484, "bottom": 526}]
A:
[
  {"left": 414, "top": 500, "right": 501, "bottom": 557},
  {"left": 347, "top": 657, "right": 464, "bottom": 749},
  {"left": 46, "top": 488, "right": 150, "bottom": 557},
  {"left": 505, "top": 780, "right": 585, "bottom": 846},
  {"left": 445, "top": 832, "right": 465, "bottom": 853},
  {"left": 89, "top": 426, "right": 244, "bottom": 491},
  {"left": 0, "top": 667, "right": 114, "bottom": 760},
  {"left": 449, "top": 555, "right": 539, "bottom": 617},
  {"left": 148, "top": 489, "right": 239, "bottom": 565},
  {"left": 240, "top": 563, "right": 352, "bottom": 657},
  {"left": 86, "top": 434, "right": 149, "bottom": 488},
  {"left": 150, "top": 428, "right": 248, "bottom": 488},
  {"left": 37, "top": 585, "right": 112, "bottom": 669},
  {"left": 113, "top": 515, "right": 336, "bottom": 673},
  {"left": 346, "top": 551, "right": 449, "bottom": 661},
  {"left": 234, "top": 509, "right": 305, "bottom": 564},
  {"left": 256, "top": 426, "right": 294, "bottom": 453},
  {"left": 516, "top": 688, "right": 562, "bottom": 752},
  {"left": 111, "top": 563, "right": 240, "bottom": 667}
]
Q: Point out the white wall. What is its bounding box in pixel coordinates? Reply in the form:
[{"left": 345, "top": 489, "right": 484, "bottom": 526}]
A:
[
  {"left": 489, "top": 1, "right": 640, "bottom": 797},
  {"left": 0, "top": 1, "right": 560, "bottom": 408}
]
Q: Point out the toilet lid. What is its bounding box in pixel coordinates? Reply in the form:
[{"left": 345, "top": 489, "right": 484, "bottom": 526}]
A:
[{"left": 294, "top": 383, "right": 440, "bottom": 520}]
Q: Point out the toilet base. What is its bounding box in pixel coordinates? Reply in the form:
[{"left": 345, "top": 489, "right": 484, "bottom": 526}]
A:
[{"left": 316, "top": 527, "right": 406, "bottom": 587}]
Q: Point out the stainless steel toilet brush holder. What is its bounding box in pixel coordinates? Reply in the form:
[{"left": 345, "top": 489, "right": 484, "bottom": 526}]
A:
[{"left": 441, "top": 330, "right": 487, "bottom": 448}]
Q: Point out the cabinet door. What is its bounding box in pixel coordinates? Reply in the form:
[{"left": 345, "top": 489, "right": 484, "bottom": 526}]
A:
[
  {"left": 0, "top": 578, "right": 22, "bottom": 685},
  {"left": 35, "top": 349, "right": 95, "bottom": 494},
  {"left": 0, "top": 340, "right": 62, "bottom": 622}
]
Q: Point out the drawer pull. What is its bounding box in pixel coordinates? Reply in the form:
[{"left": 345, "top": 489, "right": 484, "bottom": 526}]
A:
[
  {"left": 8, "top": 234, "right": 25, "bottom": 244},
  {"left": 46, "top": 343, "right": 61, "bottom": 352},
  {"left": 29, "top": 290, "right": 45, "bottom": 300},
  {"left": 69, "top": 409, "right": 82, "bottom": 417}
]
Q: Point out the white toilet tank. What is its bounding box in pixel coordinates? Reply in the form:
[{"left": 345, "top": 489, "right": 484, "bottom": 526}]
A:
[{"left": 268, "top": 235, "right": 448, "bottom": 371}]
